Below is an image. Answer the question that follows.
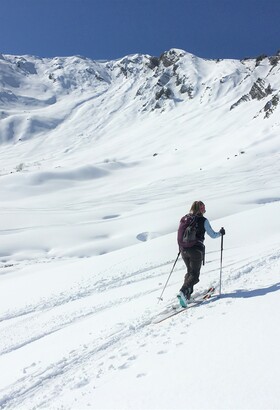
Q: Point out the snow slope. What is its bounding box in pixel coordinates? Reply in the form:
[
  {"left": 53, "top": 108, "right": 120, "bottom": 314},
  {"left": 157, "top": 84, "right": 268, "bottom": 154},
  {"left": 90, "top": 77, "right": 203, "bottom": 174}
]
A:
[{"left": 0, "top": 49, "right": 280, "bottom": 409}]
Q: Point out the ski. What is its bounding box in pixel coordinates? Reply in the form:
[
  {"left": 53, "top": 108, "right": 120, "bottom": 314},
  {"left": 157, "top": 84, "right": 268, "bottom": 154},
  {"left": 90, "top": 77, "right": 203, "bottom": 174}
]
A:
[
  {"left": 153, "top": 287, "right": 215, "bottom": 324},
  {"left": 201, "top": 286, "right": 215, "bottom": 299}
]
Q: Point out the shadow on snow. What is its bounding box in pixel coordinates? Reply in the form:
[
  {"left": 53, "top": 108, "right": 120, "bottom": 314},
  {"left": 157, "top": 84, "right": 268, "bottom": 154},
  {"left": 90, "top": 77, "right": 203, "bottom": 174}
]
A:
[{"left": 221, "top": 282, "right": 280, "bottom": 299}]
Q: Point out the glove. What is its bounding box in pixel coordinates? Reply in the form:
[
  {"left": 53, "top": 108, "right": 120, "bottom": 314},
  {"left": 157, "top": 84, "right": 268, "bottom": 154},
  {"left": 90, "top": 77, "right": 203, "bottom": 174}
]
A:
[{"left": 220, "top": 227, "right": 225, "bottom": 236}]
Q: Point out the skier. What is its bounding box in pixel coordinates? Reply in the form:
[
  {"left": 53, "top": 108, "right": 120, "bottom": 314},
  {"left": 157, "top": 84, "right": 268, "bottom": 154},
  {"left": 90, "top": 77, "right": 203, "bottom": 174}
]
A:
[{"left": 177, "top": 200, "right": 225, "bottom": 307}]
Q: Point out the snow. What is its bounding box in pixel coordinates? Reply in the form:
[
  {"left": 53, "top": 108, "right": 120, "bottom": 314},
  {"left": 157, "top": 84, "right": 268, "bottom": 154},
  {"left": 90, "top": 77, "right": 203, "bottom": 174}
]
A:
[{"left": 0, "top": 49, "right": 280, "bottom": 409}]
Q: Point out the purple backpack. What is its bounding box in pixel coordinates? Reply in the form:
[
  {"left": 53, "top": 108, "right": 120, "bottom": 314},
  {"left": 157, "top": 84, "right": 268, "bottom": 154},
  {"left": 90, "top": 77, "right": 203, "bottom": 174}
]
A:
[{"left": 177, "top": 214, "right": 198, "bottom": 249}]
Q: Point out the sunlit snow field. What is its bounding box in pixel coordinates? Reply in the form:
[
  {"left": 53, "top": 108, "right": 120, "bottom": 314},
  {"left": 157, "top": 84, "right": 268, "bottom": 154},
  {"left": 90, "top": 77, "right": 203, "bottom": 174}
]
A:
[{"left": 0, "top": 50, "right": 280, "bottom": 409}]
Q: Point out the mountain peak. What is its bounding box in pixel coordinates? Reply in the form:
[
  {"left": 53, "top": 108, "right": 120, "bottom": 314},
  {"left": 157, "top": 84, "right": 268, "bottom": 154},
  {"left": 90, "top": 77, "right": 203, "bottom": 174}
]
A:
[{"left": 0, "top": 48, "right": 280, "bottom": 145}]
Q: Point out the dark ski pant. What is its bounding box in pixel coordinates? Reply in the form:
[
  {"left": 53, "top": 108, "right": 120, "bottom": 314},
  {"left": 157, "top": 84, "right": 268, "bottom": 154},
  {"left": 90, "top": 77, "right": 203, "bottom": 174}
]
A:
[{"left": 180, "top": 246, "right": 204, "bottom": 295}]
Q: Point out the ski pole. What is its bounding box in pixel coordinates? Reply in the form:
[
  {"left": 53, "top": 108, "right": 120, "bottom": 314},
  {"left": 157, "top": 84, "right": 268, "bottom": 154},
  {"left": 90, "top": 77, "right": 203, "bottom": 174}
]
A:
[
  {"left": 219, "top": 232, "right": 224, "bottom": 296},
  {"left": 158, "top": 251, "right": 180, "bottom": 303}
]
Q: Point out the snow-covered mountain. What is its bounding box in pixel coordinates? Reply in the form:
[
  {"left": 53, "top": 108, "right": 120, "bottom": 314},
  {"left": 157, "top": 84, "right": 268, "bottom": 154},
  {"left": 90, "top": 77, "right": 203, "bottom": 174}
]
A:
[
  {"left": 0, "top": 49, "right": 280, "bottom": 409},
  {"left": 1, "top": 49, "right": 280, "bottom": 144},
  {"left": 1, "top": 48, "right": 280, "bottom": 259}
]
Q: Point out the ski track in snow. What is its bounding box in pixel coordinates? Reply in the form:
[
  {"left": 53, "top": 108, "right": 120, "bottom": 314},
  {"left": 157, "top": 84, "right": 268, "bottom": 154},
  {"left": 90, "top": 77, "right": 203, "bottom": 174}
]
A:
[
  {"left": 0, "top": 259, "right": 174, "bottom": 326},
  {"left": 0, "top": 249, "right": 279, "bottom": 409},
  {"left": 0, "top": 319, "right": 150, "bottom": 409}
]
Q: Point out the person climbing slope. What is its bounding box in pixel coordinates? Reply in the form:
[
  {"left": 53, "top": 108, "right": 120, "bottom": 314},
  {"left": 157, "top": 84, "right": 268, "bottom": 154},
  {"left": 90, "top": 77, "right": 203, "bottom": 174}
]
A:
[{"left": 177, "top": 200, "right": 225, "bottom": 307}]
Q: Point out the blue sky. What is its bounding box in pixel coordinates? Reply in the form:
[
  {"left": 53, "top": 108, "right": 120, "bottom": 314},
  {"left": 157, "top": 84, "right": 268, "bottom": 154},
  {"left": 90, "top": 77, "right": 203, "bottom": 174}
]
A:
[{"left": 1, "top": 0, "right": 280, "bottom": 61}]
